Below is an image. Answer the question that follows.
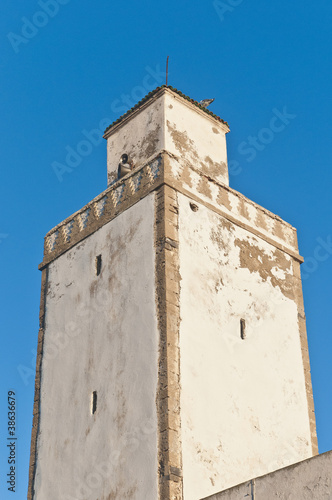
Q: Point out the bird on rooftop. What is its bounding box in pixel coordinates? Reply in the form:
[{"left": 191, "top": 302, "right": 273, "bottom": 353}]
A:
[{"left": 199, "top": 98, "right": 215, "bottom": 108}]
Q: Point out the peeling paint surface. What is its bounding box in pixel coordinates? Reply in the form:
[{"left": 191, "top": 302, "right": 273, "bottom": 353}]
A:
[
  {"left": 178, "top": 192, "right": 312, "bottom": 500},
  {"left": 165, "top": 155, "right": 299, "bottom": 258},
  {"left": 34, "top": 194, "right": 159, "bottom": 500},
  {"left": 164, "top": 92, "right": 229, "bottom": 185},
  {"left": 106, "top": 89, "right": 229, "bottom": 187}
]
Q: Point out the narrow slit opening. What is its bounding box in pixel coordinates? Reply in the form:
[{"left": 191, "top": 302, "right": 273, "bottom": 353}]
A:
[
  {"left": 91, "top": 391, "right": 97, "bottom": 414},
  {"left": 96, "top": 255, "right": 102, "bottom": 276},
  {"left": 240, "top": 319, "right": 246, "bottom": 340}
]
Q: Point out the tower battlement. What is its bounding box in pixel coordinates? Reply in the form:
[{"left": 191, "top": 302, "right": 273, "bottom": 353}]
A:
[{"left": 41, "top": 149, "right": 300, "bottom": 269}]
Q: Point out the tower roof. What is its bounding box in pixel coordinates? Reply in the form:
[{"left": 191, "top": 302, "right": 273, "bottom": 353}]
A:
[{"left": 103, "top": 85, "right": 229, "bottom": 136}]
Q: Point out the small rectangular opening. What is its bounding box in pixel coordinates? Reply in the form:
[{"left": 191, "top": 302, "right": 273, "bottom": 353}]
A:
[
  {"left": 91, "top": 391, "right": 97, "bottom": 414},
  {"left": 240, "top": 319, "right": 246, "bottom": 340},
  {"left": 96, "top": 255, "right": 102, "bottom": 276}
]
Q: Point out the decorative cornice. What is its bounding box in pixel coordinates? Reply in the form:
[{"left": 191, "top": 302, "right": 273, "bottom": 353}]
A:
[
  {"left": 39, "top": 155, "right": 163, "bottom": 269},
  {"left": 40, "top": 152, "right": 303, "bottom": 269}
]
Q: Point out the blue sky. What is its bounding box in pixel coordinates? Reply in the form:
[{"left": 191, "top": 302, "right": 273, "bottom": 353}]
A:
[{"left": 1, "top": 0, "right": 331, "bottom": 497}]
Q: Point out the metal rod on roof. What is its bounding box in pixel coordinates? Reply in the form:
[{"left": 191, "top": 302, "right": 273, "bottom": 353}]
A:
[{"left": 166, "top": 56, "right": 169, "bottom": 86}]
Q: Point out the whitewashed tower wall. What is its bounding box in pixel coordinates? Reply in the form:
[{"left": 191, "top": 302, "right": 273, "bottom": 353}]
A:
[{"left": 28, "top": 87, "right": 317, "bottom": 500}]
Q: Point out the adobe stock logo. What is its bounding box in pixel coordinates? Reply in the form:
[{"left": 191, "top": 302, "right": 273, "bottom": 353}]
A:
[
  {"left": 52, "top": 64, "right": 166, "bottom": 182},
  {"left": 228, "top": 107, "right": 296, "bottom": 177},
  {"left": 52, "top": 120, "right": 111, "bottom": 183},
  {"left": 7, "top": 0, "right": 71, "bottom": 54},
  {"left": 213, "top": 0, "right": 245, "bottom": 22}
]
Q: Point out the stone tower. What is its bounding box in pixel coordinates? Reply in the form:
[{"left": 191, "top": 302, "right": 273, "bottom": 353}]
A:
[{"left": 28, "top": 86, "right": 317, "bottom": 500}]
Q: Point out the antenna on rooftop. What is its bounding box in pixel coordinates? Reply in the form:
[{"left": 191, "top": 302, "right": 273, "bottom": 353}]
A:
[{"left": 166, "top": 56, "right": 169, "bottom": 86}]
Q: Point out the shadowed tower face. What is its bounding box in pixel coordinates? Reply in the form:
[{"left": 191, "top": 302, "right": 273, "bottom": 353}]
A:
[{"left": 28, "top": 87, "right": 317, "bottom": 500}]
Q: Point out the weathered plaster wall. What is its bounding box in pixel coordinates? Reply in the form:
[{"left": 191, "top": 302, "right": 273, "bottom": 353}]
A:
[
  {"left": 106, "top": 96, "right": 164, "bottom": 185},
  {"left": 202, "top": 450, "right": 332, "bottom": 500},
  {"left": 163, "top": 92, "right": 229, "bottom": 185},
  {"left": 33, "top": 194, "right": 159, "bottom": 500},
  {"left": 105, "top": 88, "right": 229, "bottom": 187},
  {"left": 164, "top": 154, "right": 299, "bottom": 257},
  {"left": 178, "top": 192, "right": 313, "bottom": 500}
]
